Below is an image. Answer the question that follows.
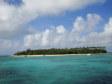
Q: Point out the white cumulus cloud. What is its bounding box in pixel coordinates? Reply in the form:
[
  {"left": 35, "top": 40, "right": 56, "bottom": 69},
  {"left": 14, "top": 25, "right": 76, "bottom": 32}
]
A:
[
  {"left": 0, "top": 0, "right": 110, "bottom": 54},
  {"left": 23, "top": 14, "right": 112, "bottom": 50},
  {"left": 0, "top": 0, "right": 105, "bottom": 38}
]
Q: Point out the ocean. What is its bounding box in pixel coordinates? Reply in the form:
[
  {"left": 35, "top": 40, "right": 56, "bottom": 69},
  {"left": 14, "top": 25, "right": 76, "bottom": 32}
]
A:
[{"left": 0, "top": 54, "right": 112, "bottom": 84}]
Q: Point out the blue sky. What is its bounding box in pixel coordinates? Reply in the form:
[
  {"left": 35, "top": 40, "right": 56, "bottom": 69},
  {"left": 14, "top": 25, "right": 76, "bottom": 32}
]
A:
[
  {"left": 5, "top": 0, "right": 22, "bottom": 6},
  {"left": 0, "top": 0, "right": 112, "bottom": 54},
  {"left": 5, "top": 0, "right": 112, "bottom": 29},
  {"left": 29, "top": 0, "right": 112, "bottom": 30}
]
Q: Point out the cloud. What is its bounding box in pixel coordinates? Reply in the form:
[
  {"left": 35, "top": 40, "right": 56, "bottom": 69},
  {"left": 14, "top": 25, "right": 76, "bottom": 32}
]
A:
[
  {"left": 73, "top": 13, "right": 101, "bottom": 33},
  {"left": 0, "top": 13, "right": 112, "bottom": 54},
  {"left": 56, "top": 25, "right": 66, "bottom": 34},
  {"left": 0, "top": 0, "right": 105, "bottom": 38},
  {"left": 24, "top": 26, "right": 67, "bottom": 49},
  {"left": 22, "top": 0, "right": 105, "bottom": 15},
  {"left": 87, "top": 14, "right": 101, "bottom": 30},
  {"left": 0, "top": 39, "right": 21, "bottom": 54},
  {"left": 0, "top": 0, "right": 110, "bottom": 54},
  {"left": 73, "top": 17, "right": 112, "bottom": 47},
  {"left": 24, "top": 14, "right": 112, "bottom": 50}
]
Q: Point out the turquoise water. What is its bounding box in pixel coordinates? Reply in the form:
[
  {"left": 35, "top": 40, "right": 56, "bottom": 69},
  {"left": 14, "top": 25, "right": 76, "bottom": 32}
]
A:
[{"left": 0, "top": 54, "right": 112, "bottom": 84}]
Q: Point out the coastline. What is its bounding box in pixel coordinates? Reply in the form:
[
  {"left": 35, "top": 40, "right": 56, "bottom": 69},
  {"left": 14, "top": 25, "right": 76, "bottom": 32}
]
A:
[
  {"left": 14, "top": 47, "right": 107, "bottom": 56},
  {"left": 13, "top": 54, "right": 92, "bottom": 57}
]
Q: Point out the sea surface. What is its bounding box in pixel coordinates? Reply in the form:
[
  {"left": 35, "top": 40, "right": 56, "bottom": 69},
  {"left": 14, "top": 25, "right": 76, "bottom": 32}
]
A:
[{"left": 0, "top": 54, "right": 112, "bottom": 84}]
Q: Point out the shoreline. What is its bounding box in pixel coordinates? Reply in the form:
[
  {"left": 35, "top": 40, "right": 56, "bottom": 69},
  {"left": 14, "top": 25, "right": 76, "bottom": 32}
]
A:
[
  {"left": 13, "top": 54, "right": 93, "bottom": 57},
  {"left": 12, "top": 53, "right": 112, "bottom": 57}
]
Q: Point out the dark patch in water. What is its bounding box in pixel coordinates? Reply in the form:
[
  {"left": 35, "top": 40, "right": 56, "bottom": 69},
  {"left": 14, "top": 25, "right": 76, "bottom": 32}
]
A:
[
  {"left": 83, "top": 75, "right": 112, "bottom": 84},
  {"left": 52, "top": 75, "right": 112, "bottom": 84},
  {"left": 0, "top": 68, "right": 37, "bottom": 84},
  {"left": 0, "top": 68, "right": 17, "bottom": 79}
]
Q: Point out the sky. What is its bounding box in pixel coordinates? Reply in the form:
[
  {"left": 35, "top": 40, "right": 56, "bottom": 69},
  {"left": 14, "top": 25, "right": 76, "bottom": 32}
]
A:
[{"left": 0, "top": 0, "right": 112, "bottom": 55}]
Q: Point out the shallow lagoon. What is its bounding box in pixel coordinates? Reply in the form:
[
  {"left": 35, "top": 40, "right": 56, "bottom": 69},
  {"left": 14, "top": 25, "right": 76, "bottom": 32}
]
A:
[{"left": 0, "top": 54, "right": 112, "bottom": 84}]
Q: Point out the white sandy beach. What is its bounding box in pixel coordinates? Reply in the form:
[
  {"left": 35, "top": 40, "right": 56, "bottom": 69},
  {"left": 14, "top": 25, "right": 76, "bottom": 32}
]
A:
[{"left": 13, "top": 54, "right": 92, "bottom": 57}]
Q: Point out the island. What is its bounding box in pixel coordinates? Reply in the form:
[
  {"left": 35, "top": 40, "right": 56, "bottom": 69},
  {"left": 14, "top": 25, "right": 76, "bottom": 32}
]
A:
[{"left": 14, "top": 47, "right": 107, "bottom": 56}]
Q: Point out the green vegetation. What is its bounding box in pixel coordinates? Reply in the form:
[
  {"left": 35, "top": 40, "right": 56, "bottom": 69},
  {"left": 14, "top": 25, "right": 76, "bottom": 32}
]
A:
[{"left": 14, "top": 47, "right": 107, "bottom": 55}]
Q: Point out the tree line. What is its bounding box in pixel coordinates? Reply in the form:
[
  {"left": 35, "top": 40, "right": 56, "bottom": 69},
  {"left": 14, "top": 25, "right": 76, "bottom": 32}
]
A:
[{"left": 14, "top": 47, "right": 107, "bottom": 55}]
